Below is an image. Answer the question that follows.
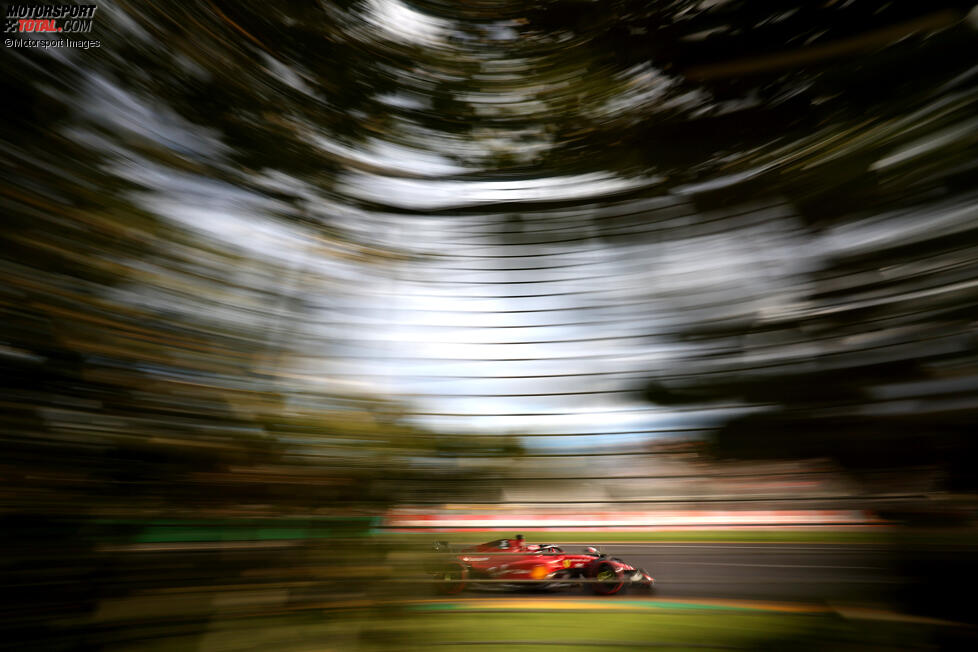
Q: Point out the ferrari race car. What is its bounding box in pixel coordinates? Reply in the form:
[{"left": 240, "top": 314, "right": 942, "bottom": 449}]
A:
[{"left": 429, "top": 534, "right": 654, "bottom": 595}]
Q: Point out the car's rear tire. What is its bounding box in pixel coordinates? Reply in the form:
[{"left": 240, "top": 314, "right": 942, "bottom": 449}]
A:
[
  {"left": 434, "top": 562, "right": 468, "bottom": 595},
  {"left": 589, "top": 561, "right": 625, "bottom": 595}
]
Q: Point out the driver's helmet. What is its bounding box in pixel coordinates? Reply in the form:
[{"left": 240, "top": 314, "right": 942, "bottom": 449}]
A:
[{"left": 585, "top": 546, "right": 600, "bottom": 556}]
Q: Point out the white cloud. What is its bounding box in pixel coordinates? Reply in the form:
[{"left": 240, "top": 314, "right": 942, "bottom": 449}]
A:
[
  {"left": 362, "top": 0, "right": 449, "bottom": 47},
  {"left": 339, "top": 171, "right": 660, "bottom": 209}
]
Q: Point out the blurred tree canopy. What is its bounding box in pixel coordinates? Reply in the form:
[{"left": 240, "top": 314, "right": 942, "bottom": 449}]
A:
[{"left": 2, "top": 0, "right": 978, "bottom": 517}]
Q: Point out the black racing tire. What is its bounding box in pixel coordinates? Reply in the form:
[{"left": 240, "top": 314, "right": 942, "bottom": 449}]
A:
[
  {"left": 434, "top": 562, "right": 468, "bottom": 595},
  {"left": 590, "top": 561, "right": 626, "bottom": 596}
]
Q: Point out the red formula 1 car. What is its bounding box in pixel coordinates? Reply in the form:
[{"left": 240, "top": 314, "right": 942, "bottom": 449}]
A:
[{"left": 429, "top": 534, "right": 654, "bottom": 596}]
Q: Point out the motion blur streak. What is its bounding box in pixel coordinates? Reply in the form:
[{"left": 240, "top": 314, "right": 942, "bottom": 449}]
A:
[{"left": 2, "top": 1, "right": 978, "bottom": 650}]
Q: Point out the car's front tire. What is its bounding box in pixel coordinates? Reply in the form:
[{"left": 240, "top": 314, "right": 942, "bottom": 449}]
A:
[{"left": 589, "top": 561, "right": 626, "bottom": 595}]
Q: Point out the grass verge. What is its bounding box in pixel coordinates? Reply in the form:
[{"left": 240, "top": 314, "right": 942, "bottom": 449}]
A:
[
  {"left": 377, "top": 528, "right": 893, "bottom": 545},
  {"left": 107, "top": 607, "right": 945, "bottom": 651}
]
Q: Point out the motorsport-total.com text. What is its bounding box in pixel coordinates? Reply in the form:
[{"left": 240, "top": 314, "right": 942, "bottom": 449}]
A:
[{"left": 5, "top": 4, "right": 97, "bottom": 34}]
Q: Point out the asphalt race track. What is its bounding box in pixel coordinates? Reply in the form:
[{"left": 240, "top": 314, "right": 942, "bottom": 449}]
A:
[{"left": 488, "top": 542, "right": 903, "bottom": 604}]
